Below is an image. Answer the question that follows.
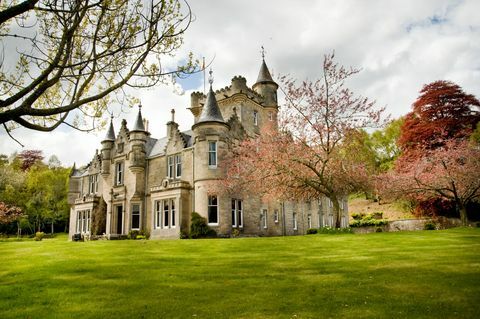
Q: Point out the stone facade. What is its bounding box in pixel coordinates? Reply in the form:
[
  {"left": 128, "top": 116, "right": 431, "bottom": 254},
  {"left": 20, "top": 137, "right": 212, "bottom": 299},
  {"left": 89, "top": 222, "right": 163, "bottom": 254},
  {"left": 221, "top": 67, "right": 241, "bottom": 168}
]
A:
[{"left": 68, "top": 59, "right": 349, "bottom": 240}]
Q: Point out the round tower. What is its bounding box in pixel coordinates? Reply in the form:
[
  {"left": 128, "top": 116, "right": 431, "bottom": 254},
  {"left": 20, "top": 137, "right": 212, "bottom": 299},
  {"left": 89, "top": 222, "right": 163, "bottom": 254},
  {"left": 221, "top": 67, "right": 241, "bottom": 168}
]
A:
[
  {"left": 129, "top": 104, "right": 148, "bottom": 173},
  {"left": 252, "top": 52, "right": 279, "bottom": 108},
  {"left": 192, "top": 70, "right": 230, "bottom": 234},
  {"left": 100, "top": 117, "right": 115, "bottom": 177}
]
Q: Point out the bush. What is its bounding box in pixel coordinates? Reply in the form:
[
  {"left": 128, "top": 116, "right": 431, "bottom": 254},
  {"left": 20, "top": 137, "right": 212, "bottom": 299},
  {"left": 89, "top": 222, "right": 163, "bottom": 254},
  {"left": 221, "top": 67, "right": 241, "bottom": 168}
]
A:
[
  {"left": 349, "top": 213, "right": 389, "bottom": 228},
  {"left": 128, "top": 230, "right": 140, "bottom": 239},
  {"left": 190, "top": 212, "right": 216, "bottom": 239},
  {"left": 318, "top": 226, "right": 353, "bottom": 234},
  {"left": 424, "top": 221, "right": 437, "bottom": 230},
  {"left": 351, "top": 212, "right": 366, "bottom": 220},
  {"left": 127, "top": 229, "right": 150, "bottom": 240},
  {"left": 34, "top": 231, "right": 45, "bottom": 241},
  {"left": 306, "top": 228, "right": 318, "bottom": 234},
  {"left": 232, "top": 229, "right": 240, "bottom": 238}
]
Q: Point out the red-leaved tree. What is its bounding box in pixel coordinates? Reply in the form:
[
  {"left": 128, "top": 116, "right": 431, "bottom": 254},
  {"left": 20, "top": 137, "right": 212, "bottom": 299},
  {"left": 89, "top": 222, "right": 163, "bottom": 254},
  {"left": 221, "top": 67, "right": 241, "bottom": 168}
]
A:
[
  {"left": 17, "top": 150, "right": 44, "bottom": 171},
  {"left": 221, "top": 53, "right": 386, "bottom": 228},
  {"left": 378, "top": 140, "right": 480, "bottom": 225},
  {"left": 0, "top": 202, "right": 23, "bottom": 224},
  {"left": 398, "top": 80, "right": 480, "bottom": 161}
]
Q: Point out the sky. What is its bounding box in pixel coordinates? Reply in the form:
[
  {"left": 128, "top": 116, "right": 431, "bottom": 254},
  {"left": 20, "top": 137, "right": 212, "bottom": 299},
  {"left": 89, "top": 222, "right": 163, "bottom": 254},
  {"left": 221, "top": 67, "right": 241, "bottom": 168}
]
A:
[{"left": 1, "top": 0, "right": 479, "bottom": 166}]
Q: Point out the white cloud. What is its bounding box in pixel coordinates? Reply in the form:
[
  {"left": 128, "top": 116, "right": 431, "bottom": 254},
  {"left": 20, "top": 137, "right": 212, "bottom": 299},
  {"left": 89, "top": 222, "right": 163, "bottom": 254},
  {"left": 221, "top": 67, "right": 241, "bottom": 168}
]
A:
[{"left": 1, "top": 0, "right": 479, "bottom": 166}]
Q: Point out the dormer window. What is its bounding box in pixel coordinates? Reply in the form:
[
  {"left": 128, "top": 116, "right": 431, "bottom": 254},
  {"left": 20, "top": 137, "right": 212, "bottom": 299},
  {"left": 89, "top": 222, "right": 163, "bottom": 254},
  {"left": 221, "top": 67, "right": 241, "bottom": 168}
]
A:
[{"left": 253, "top": 111, "right": 258, "bottom": 126}]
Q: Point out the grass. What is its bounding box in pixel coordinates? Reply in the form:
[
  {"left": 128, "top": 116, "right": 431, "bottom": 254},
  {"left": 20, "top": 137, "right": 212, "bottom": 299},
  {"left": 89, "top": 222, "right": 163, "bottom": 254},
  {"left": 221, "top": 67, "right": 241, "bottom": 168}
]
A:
[{"left": 1, "top": 229, "right": 480, "bottom": 318}]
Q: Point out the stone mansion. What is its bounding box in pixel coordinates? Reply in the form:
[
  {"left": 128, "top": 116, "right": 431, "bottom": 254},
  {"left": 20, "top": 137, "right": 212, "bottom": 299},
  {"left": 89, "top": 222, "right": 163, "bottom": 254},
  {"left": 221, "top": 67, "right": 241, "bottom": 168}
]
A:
[{"left": 67, "top": 58, "right": 349, "bottom": 240}]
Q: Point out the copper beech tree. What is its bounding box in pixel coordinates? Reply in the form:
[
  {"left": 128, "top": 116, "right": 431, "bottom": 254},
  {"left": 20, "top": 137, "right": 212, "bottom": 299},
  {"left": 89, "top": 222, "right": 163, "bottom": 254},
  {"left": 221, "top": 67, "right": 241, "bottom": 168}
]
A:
[
  {"left": 378, "top": 140, "right": 480, "bottom": 225},
  {"left": 0, "top": 0, "right": 198, "bottom": 140},
  {"left": 398, "top": 80, "right": 480, "bottom": 161},
  {"left": 221, "top": 53, "right": 386, "bottom": 228}
]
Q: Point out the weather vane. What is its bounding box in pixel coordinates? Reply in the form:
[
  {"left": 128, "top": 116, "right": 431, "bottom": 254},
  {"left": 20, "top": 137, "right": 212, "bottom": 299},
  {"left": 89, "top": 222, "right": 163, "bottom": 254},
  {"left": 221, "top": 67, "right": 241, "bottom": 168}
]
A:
[
  {"left": 208, "top": 68, "right": 214, "bottom": 86},
  {"left": 261, "top": 45, "right": 265, "bottom": 60}
]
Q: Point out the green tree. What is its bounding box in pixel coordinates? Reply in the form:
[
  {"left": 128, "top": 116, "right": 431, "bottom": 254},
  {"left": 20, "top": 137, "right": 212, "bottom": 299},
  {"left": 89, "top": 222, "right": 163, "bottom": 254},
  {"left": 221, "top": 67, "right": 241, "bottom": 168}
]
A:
[
  {"left": 369, "top": 118, "right": 403, "bottom": 171},
  {"left": 0, "top": 0, "right": 198, "bottom": 135}
]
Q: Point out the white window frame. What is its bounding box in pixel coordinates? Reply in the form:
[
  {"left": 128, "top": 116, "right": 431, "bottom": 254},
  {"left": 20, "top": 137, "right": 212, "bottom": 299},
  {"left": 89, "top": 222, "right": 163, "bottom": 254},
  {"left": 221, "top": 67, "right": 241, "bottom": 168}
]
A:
[
  {"left": 307, "top": 214, "right": 312, "bottom": 229},
  {"left": 76, "top": 210, "right": 91, "bottom": 233},
  {"left": 88, "top": 174, "right": 98, "bottom": 194},
  {"left": 154, "top": 199, "right": 176, "bottom": 229},
  {"left": 208, "top": 195, "right": 219, "bottom": 225},
  {"left": 253, "top": 111, "right": 258, "bottom": 126},
  {"left": 293, "top": 212, "right": 298, "bottom": 230},
  {"left": 262, "top": 209, "right": 268, "bottom": 229},
  {"left": 131, "top": 203, "right": 141, "bottom": 230},
  {"left": 167, "top": 156, "right": 174, "bottom": 178},
  {"left": 208, "top": 141, "right": 217, "bottom": 168},
  {"left": 175, "top": 154, "right": 182, "bottom": 178},
  {"left": 231, "top": 199, "right": 243, "bottom": 228},
  {"left": 115, "top": 161, "right": 124, "bottom": 186},
  {"left": 274, "top": 209, "right": 279, "bottom": 223}
]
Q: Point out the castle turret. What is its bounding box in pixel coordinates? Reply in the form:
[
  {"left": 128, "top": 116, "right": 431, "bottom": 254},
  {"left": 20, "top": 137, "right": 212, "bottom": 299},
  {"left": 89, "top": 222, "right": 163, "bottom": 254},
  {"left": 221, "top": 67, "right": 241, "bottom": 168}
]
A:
[
  {"left": 129, "top": 105, "right": 148, "bottom": 173},
  {"left": 252, "top": 50, "right": 279, "bottom": 108},
  {"left": 192, "top": 70, "right": 230, "bottom": 233},
  {"left": 100, "top": 117, "right": 115, "bottom": 177}
]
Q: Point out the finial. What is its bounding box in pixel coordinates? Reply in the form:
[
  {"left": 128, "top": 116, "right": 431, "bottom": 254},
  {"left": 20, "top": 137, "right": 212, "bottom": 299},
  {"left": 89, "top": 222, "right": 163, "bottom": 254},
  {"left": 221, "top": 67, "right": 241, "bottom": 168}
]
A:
[
  {"left": 261, "top": 45, "right": 265, "bottom": 60},
  {"left": 171, "top": 108, "right": 175, "bottom": 122},
  {"left": 208, "top": 68, "right": 214, "bottom": 87},
  {"left": 138, "top": 103, "right": 142, "bottom": 111}
]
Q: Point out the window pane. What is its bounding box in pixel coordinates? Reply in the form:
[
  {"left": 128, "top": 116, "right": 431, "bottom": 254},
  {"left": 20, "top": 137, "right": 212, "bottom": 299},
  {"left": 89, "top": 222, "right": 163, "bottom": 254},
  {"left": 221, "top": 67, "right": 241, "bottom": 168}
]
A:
[
  {"left": 164, "top": 201, "right": 169, "bottom": 227},
  {"left": 208, "top": 142, "right": 217, "bottom": 166},
  {"left": 208, "top": 195, "right": 218, "bottom": 224},
  {"left": 171, "top": 200, "right": 175, "bottom": 227},
  {"left": 132, "top": 204, "right": 140, "bottom": 229}
]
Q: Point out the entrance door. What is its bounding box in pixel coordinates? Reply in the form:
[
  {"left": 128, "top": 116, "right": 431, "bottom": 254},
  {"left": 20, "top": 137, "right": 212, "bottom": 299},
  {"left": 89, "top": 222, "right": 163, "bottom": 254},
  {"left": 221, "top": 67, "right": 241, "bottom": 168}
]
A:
[{"left": 116, "top": 205, "right": 123, "bottom": 235}]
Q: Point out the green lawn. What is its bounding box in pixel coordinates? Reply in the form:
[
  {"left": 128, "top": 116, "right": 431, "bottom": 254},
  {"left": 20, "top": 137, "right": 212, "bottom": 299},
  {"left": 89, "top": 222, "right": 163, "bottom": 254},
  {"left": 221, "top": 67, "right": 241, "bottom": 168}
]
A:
[{"left": 1, "top": 229, "right": 479, "bottom": 319}]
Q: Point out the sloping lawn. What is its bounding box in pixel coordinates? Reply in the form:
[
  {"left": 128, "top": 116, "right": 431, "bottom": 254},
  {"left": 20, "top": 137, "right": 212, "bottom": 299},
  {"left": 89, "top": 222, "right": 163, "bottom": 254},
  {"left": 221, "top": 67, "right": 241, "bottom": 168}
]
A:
[{"left": 0, "top": 228, "right": 479, "bottom": 318}]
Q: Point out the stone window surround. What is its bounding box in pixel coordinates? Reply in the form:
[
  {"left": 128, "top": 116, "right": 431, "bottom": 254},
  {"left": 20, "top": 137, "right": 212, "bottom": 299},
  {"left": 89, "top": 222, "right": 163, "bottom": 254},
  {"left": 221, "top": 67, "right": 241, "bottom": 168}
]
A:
[
  {"left": 131, "top": 203, "right": 141, "bottom": 231},
  {"left": 115, "top": 161, "right": 124, "bottom": 186},
  {"left": 231, "top": 199, "right": 243, "bottom": 228},
  {"left": 208, "top": 195, "right": 219, "bottom": 226},
  {"left": 208, "top": 141, "right": 217, "bottom": 168},
  {"left": 154, "top": 198, "right": 176, "bottom": 229}
]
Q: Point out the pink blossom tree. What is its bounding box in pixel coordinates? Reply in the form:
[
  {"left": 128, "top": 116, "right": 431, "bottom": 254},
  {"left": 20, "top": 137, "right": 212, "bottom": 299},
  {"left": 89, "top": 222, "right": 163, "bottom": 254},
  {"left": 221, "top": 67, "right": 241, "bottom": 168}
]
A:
[
  {"left": 378, "top": 140, "right": 480, "bottom": 225},
  {"left": 221, "top": 53, "right": 386, "bottom": 228}
]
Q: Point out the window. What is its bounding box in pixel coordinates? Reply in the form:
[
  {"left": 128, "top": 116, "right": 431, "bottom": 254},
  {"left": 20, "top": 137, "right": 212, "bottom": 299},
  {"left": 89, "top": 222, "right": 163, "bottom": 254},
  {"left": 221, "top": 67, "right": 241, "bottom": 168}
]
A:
[
  {"left": 231, "top": 199, "right": 243, "bottom": 228},
  {"left": 208, "top": 141, "right": 217, "bottom": 167},
  {"left": 339, "top": 200, "right": 344, "bottom": 210},
  {"left": 115, "top": 162, "right": 124, "bottom": 185},
  {"left": 88, "top": 174, "right": 98, "bottom": 194},
  {"left": 208, "top": 195, "right": 218, "bottom": 225},
  {"left": 154, "top": 199, "right": 176, "bottom": 229},
  {"left": 307, "top": 214, "right": 312, "bottom": 229},
  {"left": 268, "top": 111, "right": 273, "bottom": 121},
  {"left": 167, "top": 154, "right": 182, "bottom": 179},
  {"left": 167, "top": 156, "right": 174, "bottom": 178},
  {"left": 131, "top": 204, "right": 140, "bottom": 230},
  {"left": 175, "top": 154, "right": 182, "bottom": 178},
  {"left": 293, "top": 212, "right": 298, "bottom": 230},
  {"left": 253, "top": 111, "right": 258, "bottom": 126},
  {"left": 273, "top": 209, "right": 279, "bottom": 223},
  {"left": 76, "top": 210, "right": 91, "bottom": 233},
  {"left": 262, "top": 209, "right": 268, "bottom": 229}
]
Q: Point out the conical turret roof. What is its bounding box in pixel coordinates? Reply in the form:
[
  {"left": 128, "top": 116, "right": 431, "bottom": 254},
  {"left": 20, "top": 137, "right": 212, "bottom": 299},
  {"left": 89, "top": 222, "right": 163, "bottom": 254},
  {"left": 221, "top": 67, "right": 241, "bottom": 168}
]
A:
[
  {"left": 197, "top": 85, "right": 225, "bottom": 124},
  {"left": 103, "top": 118, "right": 116, "bottom": 141},
  {"left": 255, "top": 59, "right": 275, "bottom": 85},
  {"left": 132, "top": 105, "right": 145, "bottom": 131}
]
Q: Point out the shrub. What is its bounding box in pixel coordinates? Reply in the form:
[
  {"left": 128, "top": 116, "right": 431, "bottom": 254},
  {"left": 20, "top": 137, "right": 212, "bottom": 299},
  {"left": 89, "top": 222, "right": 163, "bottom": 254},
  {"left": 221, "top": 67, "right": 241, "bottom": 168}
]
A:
[
  {"left": 375, "top": 227, "right": 383, "bottom": 233},
  {"left": 349, "top": 214, "right": 388, "bottom": 228},
  {"left": 128, "top": 230, "right": 140, "bottom": 239},
  {"left": 351, "top": 212, "right": 365, "bottom": 220},
  {"left": 306, "top": 228, "right": 318, "bottom": 234},
  {"left": 232, "top": 229, "right": 240, "bottom": 238},
  {"left": 34, "top": 232, "right": 45, "bottom": 241},
  {"left": 135, "top": 235, "right": 146, "bottom": 240},
  {"left": 190, "top": 212, "right": 216, "bottom": 239},
  {"left": 424, "top": 221, "right": 437, "bottom": 230},
  {"left": 180, "top": 230, "right": 189, "bottom": 239},
  {"left": 318, "top": 226, "right": 353, "bottom": 234}
]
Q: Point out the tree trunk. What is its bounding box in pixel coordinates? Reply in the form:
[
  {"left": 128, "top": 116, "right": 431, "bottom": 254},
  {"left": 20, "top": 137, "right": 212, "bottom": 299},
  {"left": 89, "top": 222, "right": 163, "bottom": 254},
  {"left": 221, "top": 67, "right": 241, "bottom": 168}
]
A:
[
  {"left": 330, "top": 195, "right": 342, "bottom": 228},
  {"left": 459, "top": 203, "right": 468, "bottom": 226}
]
